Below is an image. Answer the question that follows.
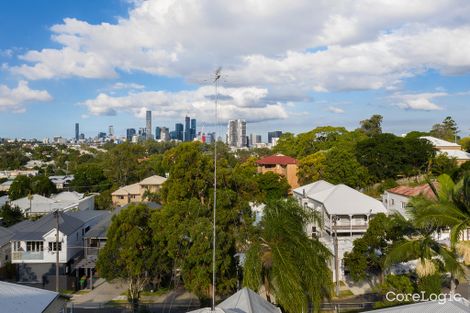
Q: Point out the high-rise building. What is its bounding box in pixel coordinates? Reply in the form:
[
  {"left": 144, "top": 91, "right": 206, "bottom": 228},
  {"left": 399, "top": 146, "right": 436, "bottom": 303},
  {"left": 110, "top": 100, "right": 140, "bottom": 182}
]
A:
[
  {"left": 146, "top": 110, "right": 153, "bottom": 140},
  {"left": 227, "top": 119, "right": 247, "bottom": 148},
  {"left": 175, "top": 123, "right": 184, "bottom": 141},
  {"left": 75, "top": 123, "right": 79, "bottom": 141},
  {"left": 161, "top": 127, "right": 170, "bottom": 141},
  {"left": 126, "top": 128, "right": 136, "bottom": 141},
  {"left": 268, "top": 131, "right": 282, "bottom": 144},
  {"left": 256, "top": 135, "right": 262, "bottom": 144},
  {"left": 155, "top": 127, "right": 161, "bottom": 140},
  {"left": 184, "top": 116, "right": 191, "bottom": 141},
  {"left": 190, "top": 118, "right": 196, "bottom": 141},
  {"left": 108, "top": 125, "right": 114, "bottom": 137}
]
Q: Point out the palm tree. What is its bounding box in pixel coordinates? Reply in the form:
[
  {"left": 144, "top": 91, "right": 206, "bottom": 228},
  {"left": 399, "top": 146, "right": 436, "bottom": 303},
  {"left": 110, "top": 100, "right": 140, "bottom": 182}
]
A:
[
  {"left": 386, "top": 173, "right": 470, "bottom": 292},
  {"left": 243, "top": 198, "right": 332, "bottom": 313}
]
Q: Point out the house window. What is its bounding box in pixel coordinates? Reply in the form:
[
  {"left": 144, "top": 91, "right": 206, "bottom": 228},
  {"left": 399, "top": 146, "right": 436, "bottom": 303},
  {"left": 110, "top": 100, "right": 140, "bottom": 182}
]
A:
[
  {"left": 391, "top": 199, "right": 395, "bottom": 205},
  {"left": 48, "top": 242, "right": 62, "bottom": 251},
  {"left": 401, "top": 202, "right": 407, "bottom": 209},
  {"left": 13, "top": 241, "right": 21, "bottom": 251},
  {"left": 119, "top": 196, "right": 124, "bottom": 199},
  {"left": 26, "top": 241, "right": 43, "bottom": 252}
]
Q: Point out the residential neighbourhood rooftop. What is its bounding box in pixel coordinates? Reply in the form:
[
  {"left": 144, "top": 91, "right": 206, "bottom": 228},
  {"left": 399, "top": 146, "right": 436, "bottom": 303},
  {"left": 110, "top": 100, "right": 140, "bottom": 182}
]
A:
[
  {"left": 387, "top": 184, "right": 436, "bottom": 199},
  {"left": 256, "top": 154, "right": 298, "bottom": 165},
  {"left": 420, "top": 136, "right": 461, "bottom": 148},
  {"left": 363, "top": 298, "right": 470, "bottom": 313},
  {"left": 439, "top": 149, "right": 470, "bottom": 160},
  {"left": 0, "top": 281, "right": 65, "bottom": 313},
  {"left": 111, "top": 182, "right": 141, "bottom": 196}
]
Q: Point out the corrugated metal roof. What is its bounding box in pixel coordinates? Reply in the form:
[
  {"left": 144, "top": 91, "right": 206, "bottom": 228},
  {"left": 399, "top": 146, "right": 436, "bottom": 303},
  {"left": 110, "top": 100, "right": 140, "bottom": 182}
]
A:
[
  {"left": 0, "top": 281, "right": 59, "bottom": 313},
  {"left": 387, "top": 184, "right": 437, "bottom": 199},
  {"left": 363, "top": 299, "right": 470, "bottom": 313},
  {"left": 420, "top": 136, "right": 461, "bottom": 147}
]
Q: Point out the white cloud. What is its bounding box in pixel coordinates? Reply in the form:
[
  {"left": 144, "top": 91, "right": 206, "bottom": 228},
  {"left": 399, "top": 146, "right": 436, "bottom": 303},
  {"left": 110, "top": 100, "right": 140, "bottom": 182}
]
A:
[
  {"left": 392, "top": 92, "right": 446, "bottom": 110},
  {"left": 0, "top": 81, "right": 52, "bottom": 112},
  {"left": 327, "top": 106, "right": 345, "bottom": 114},
  {"left": 110, "top": 82, "right": 145, "bottom": 90},
  {"left": 81, "top": 86, "right": 288, "bottom": 123}
]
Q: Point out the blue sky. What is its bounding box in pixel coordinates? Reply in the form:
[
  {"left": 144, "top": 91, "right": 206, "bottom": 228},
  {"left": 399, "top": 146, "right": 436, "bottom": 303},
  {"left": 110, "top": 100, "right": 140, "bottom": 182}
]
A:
[{"left": 1, "top": 0, "right": 470, "bottom": 140}]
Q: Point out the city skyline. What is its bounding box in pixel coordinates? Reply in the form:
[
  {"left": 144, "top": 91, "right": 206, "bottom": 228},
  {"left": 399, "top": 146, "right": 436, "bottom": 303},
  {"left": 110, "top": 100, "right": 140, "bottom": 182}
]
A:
[{"left": 1, "top": 1, "right": 470, "bottom": 139}]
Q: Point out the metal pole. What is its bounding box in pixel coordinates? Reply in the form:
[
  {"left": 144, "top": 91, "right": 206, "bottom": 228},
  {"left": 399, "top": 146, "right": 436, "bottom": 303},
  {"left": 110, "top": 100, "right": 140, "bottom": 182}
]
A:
[
  {"left": 55, "top": 210, "right": 60, "bottom": 292},
  {"left": 212, "top": 69, "right": 220, "bottom": 312},
  {"left": 334, "top": 216, "right": 339, "bottom": 297}
]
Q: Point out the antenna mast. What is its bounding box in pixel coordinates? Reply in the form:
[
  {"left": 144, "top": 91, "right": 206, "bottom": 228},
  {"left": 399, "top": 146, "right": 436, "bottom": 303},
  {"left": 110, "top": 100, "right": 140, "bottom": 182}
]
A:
[{"left": 212, "top": 66, "right": 221, "bottom": 312}]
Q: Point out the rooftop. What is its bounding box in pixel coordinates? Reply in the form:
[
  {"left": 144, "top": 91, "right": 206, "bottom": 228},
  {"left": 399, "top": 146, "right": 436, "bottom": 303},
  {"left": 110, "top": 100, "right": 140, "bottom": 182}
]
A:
[
  {"left": 0, "top": 281, "right": 61, "bottom": 313},
  {"left": 111, "top": 182, "right": 141, "bottom": 196},
  {"left": 256, "top": 154, "right": 298, "bottom": 165},
  {"left": 363, "top": 298, "right": 470, "bottom": 313},
  {"left": 140, "top": 175, "right": 167, "bottom": 185},
  {"left": 387, "top": 183, "right": 437, "bottom": 199},
  {"left": 438, "top": 149, "right": 470, "bottom": 160},
  {"left": 420, "top": 136, "right": 461, "bottom": 148}
]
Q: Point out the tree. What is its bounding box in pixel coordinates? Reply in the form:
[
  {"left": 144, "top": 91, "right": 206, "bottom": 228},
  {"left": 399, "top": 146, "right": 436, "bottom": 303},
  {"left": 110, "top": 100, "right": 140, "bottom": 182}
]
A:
[
  {"left": 356, "top": 134, "right": 434, "bottom": 181},
  {"left": 430, "top": 116, "right": 459, "bottom": 141},
  {"left": 358, "top": 114, "right": 383, "bottom": 137},
  {"left": 344, "top": 213, "right": 413, "bottom": 283},
  {"left": 72, "top": 163, "right": 109, "bottom": 192},
  {"left": 8, "top": 175, "right": 32, "bottom": 200},
  {"left": 430, "top": 154, "right": 458, "bottom": 176},
  {"left": 298, "top": 151, "right": 327, "bottom": 185},
  {"left": 95, "top": 190, "right": 112, "bottom": 210},
  {"left": 256, "top": 172, "right": 290, "bottom": 201},
  {"left": 459, "top": 137, "right": 470, "bottom": 152},
  {"left": 243, "top": 199, "right": 332, "bottom": 313},
  {"left": 102, "top": 143, "right": 145, "bottom": 187},
  {"left": 0, "top": 203, "right": 24, "bottom": 227},
  {"left": 375, "top": 274, "right": 415, "bottom": 307},
  {"left": 96, "top": 203, "right": 157, "bottom": 306},
  {"left": 31, "top": 175, "right": 56, "bottom": 197}
]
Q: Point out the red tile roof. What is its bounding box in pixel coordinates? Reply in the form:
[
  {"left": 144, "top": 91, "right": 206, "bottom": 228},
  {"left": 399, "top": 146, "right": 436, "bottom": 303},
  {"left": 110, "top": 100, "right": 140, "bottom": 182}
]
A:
[
  {"left": 387, "top": 183, "right": 437, "bottom": 199},
  {"left": 256, "top": 154, "right": 298, "bottom": 165}
]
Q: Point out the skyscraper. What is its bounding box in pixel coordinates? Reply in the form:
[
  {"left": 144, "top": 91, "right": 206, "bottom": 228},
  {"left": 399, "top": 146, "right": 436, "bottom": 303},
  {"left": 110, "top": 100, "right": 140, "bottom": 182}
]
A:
[
  {"left": 155, "top": 127, "right": 161, "bottom": 140},
  {"left": 108, "top": 125, "right": 114, "bottom": 137},
  {"left": 161, "top": 127, "right": 170, "bottom": 141},
  {"left": 75, "top": 123, "right": 79, "bottom": 141},
  {"left": 190, "top": 118, "right": 196, "bottom": 141},
  {"left": 126, "top": 128, "right": 136, "bottom": 141},
  {"left": 227, "top": 119, "right": 247, "bottom": 148},
  {"left": 184, "top": 116, "right": 191, "bottom": 141},
  {"left": 175, "top": 123, "right": 184, "bottom": 141},
  {"left": 268, "top": 131, "right": 282, "bottom": 144},
  {"left": 146, "top": 110, "right": 153, "bottom": 140}
]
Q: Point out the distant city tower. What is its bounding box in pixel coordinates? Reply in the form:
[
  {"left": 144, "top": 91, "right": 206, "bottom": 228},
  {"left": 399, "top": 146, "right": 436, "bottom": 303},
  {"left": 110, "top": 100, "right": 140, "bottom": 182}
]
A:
[
  {"left": 75, "top": 123, "right": 79, "bottom": 141},
  {"left": 146, "top": 110, "right": 153, "bottom": 140}
]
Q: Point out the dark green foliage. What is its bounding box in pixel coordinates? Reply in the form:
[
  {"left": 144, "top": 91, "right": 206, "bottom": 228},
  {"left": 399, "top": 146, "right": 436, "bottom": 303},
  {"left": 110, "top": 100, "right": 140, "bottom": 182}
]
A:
[
  {"left": 243, "top": 199, "right": 332, "bottom": 313},
  {"left": 0, "top": 203, "right": 24, "bottom": 227},
  {"left": 344, "top": 213, "right": 413, "bottom": 282},
  {"left": 96, "top": 203, "right": 161, "bottom": 304},
  {"left": 375, "top": 274, "right": 415, "bottom": 308},
  {"left": 417, "top": 273, "right": 442, "bottom": 297},
  {"left": 103, "top": 142, "right": 146, "bottom": 187},
  {"left": 95, "top": 190, "right": 112, "bottom": 210},
  {"left": 30, "top": 175, "right": 56, "bottom": 197},
  {"left": 0, "top": 144, "right": 29, "bottom": 170},
  {"left": 430, "top": 154, "right": 458, "bottom": 176},
  {"left": 356, "top": 134, "right": 435, "bottom": 181},
  {"left": 256, "top": 172, "right": 290, "bottom": 201},
  {"left": 72, "top": 163, "right": 110, "bottom": 192},
  {"left": 8, "top": 175, "right": 32, "bottom": 200}
]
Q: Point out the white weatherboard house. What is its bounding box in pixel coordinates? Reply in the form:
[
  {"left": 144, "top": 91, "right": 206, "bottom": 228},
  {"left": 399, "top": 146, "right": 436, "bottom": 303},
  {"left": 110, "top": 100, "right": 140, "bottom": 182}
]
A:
[
  {"left": 293, "top": 180, "right": 387, "bottom": 282},
  {"left": 10, "top": 210, "right": 107, "bottom": 289}
]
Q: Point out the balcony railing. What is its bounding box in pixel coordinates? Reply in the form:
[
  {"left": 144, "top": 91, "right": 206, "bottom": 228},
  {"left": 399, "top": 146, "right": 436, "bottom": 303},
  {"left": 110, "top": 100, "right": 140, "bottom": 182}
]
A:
[
  {"left": 12, "top": 251, "right": 44, "bottom": 261},
  {"left": 325, "top": 223, "right": 369, "bottom": 231}
]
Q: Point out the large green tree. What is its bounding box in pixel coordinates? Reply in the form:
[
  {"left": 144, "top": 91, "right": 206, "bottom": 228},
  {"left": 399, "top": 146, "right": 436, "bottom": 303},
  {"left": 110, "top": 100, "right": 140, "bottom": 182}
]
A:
[
  {"left": 358, "top": 114, "right": 383, "bottom": 137},
  {"left": 0, "top": 203, "right": 24, "bottom": 227},
  {"left": 72, "top": 163, "right": 110, "bottom": 192},
  {"left": 243, "top": 199, "right": 332, "bottom": 313},
  {"left": 8, "top": 175, "right": 32, "bottom": 200},
  {"left": 96, "top": 203, "right": 159, "bottom": 305},
  {"left": 430, "top": 116, "right": 459, "bottom": 141}
]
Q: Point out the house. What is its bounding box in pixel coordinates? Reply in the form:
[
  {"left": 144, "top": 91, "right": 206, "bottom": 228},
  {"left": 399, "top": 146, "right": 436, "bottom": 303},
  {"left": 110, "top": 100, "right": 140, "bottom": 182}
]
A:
[
  {"left": 10, "top": 191, "right": 94, "bottom": 216},
  {"left": 0, "top": 170, "right": 39, "bottom": 180},
  {"left": 256, "top": 154, "right": 299, "bottom": 189},
  {"left": 48, "top": 175, "right": 74, "bottom": 190},
  {"left": 111, "top": 175, "right": 167, "bottom": 206},
  {"left": 10, "top": 210, "right": 107, "bottom": 290},
  {"left": 293, "top": 180, "right": 387, "bottom": 282},
  {"left": 0, "top": 226, "right": 13, "bottom": 268},
  {"left": 0, "top": 180, "right": 12, "bottom": 192},
  {"left": 421, "top": 136, "right": 470, "bottom": 165},
  {"left": 0, "top": 281, "right": 68, "bottom": 313},
  {"left": 382, "top": 184, "right": 435, "bottom": 219}
]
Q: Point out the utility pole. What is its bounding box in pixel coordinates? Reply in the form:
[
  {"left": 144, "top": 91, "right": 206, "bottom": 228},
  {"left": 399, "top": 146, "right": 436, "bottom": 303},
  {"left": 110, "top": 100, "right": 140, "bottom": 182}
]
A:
[
  {"left": 53, "top": 210, "right": 60, "bottom": 292},
  {"left": 333, "top": 216, "right": 339, "bottom": 297}
]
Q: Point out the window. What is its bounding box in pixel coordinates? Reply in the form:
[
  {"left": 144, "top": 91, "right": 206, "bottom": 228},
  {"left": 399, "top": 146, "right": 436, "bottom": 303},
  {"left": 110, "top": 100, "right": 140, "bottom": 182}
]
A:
[
  {"left": 391, "top": 199, "right": 395, "bottom": 205},
  {"left": 26, "top": 241, "right": 43, "bottom": 252},
  {"left": 48, "top": 242, "right": 62, "bottom": 251},
  {"left": 13, "top": 241, "right": 21, "bottom": 251},
  {"left": 401, "top": 202, "right": 406, "bottom": 209},
  {"left": 119, "top": 196, "right": 124, "bottom": 199}
]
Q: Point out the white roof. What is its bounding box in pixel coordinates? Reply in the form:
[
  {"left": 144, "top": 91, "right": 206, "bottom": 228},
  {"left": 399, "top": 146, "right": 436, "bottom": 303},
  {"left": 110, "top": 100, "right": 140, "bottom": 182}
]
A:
[
  {"left": 0, "top": 281, "right": 59, "bottom": 313},
  {"left": 298, "top": 182, "right": 386, "bottom": 215},
  {"left": 52, "top": 191, "right": 84, "bottom": 202},
  {"left": 188, "top": 288, "right": 281, "bottom": 313},
  {"left": 293, "top": 180, "right": 335, "bottom": 197},
  {"left": 420, "top": 136, "right": 460, "bottom": 148},
  {"left": 140, "top": 175, "right": 167, "bottom": 185},
  {"left": 10, "top": 193, "right": 84, "bottom": 214},
  {"left": 438, "top": 149, "right": 470, "bottom": 160}
]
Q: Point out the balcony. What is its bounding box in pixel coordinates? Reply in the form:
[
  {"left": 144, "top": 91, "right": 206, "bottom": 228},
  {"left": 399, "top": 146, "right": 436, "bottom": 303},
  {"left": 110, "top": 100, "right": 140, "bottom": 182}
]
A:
[{"left": 12, "top": 251, "right": 44, "bottom": 261}]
